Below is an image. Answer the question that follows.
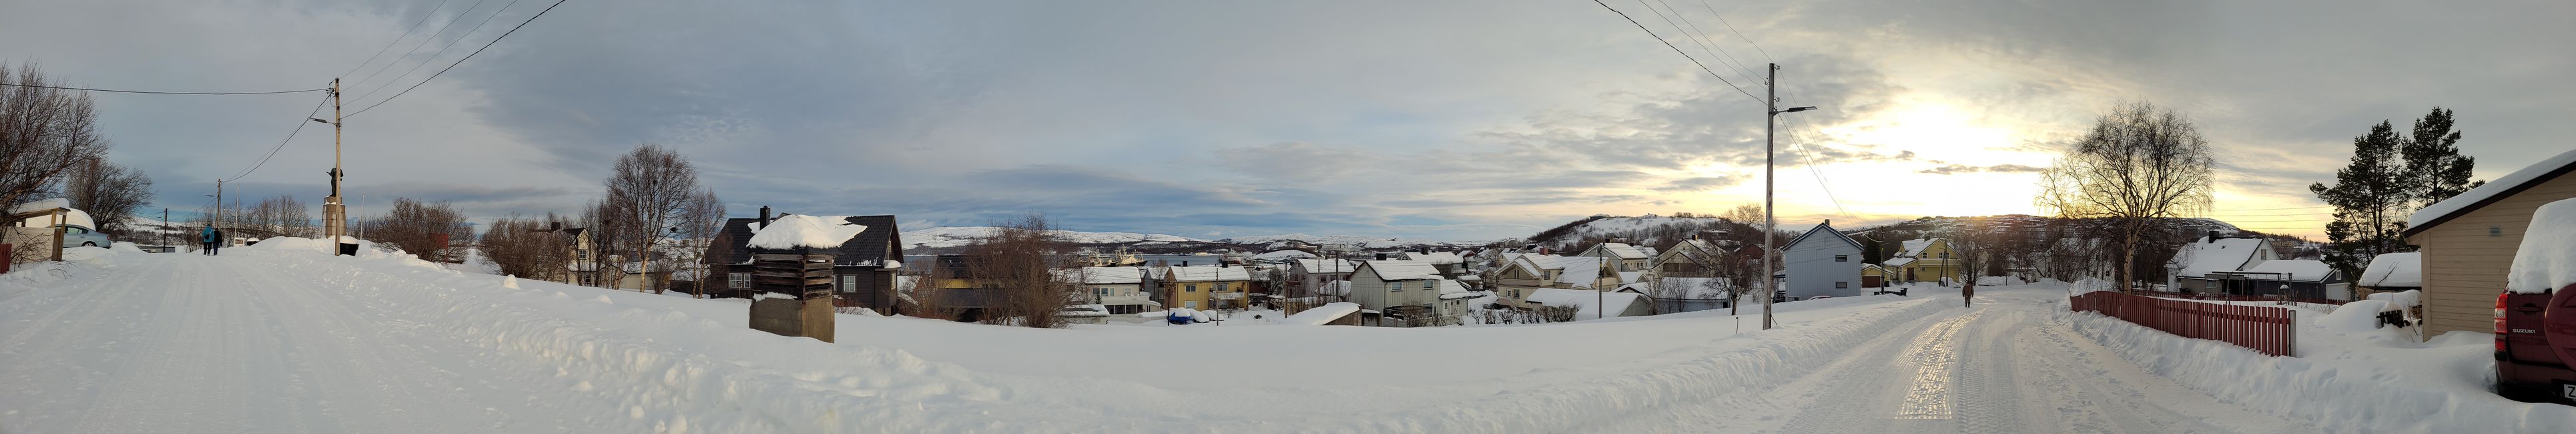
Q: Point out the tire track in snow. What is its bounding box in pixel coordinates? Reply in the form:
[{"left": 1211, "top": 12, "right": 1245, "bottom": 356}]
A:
[{"left": 1768, "top": 310, "right": 1981, "bottom": 433}]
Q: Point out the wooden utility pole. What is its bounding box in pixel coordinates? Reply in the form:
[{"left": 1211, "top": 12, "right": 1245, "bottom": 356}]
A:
[
  {"left": 323, "top": 77, "right": 348, "bottom": 253},
  {"left": 1762, "top": 63, "right": 1777, "bottom": 331}
]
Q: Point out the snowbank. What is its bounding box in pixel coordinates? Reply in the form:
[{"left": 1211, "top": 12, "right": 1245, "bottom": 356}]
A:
[
  {"left": 2360, "top": 252, "right": 2423, "bottom": 288},
  {"left": 747, "top": 214, "right": 867, "bottom": 250},
  {"left": 1283, "top": 302, "right": 1359, "bottom": 325},
  {"left": 2507, "top": 198, "right": 2576, "bottom": 294},
  {"left": 2065, "top": 303, "right": 2576, "bottom": 432},
  {"left": 2317, "top": 299, "right": 2393, "bottom": 335}
]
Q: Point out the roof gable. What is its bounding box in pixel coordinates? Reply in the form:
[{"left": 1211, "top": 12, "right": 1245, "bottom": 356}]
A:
[
  {"left": 1783, "top": 222, "right": 1864, "bottom": 252},
  {"left": 2405, "top": 148, "right": 2576, "bottom": 236},
  {"left": 707, "top": 214, "right": 901, "bottom": 266}
]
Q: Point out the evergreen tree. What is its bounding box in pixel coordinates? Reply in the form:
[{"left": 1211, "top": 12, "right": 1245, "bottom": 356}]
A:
[
  {"left": 2309, "top": 121, "right": 2410, "bottom": 279},
  {"left": 2399, "top": 107, "right": 2483, "bottom": 207}
]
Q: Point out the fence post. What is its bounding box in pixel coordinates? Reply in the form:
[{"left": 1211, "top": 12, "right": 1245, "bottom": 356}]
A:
[{"left": 2283, "top": 308, "right": 2296, "bottom": 357}]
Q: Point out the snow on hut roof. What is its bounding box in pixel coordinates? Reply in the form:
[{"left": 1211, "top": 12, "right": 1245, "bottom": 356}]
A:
[
  {"left": 11, "top": 198, "right": 95, "bottom": 230},
  {"left": 2168, "top": 237, "right": 2271, "bottom": 278},
  {"left": 2409, "top": 148, "right": 2576, "bottom": 232},
  {"left": 2509, "top": 198, "right": 2576, "bottom": 294},
  {"left": 1883, "top": 257, "right": 1917, "bottom": 268},
  {"left": 2230, "top": 259, "right": 2335, "bottom": 282},
  {"left": 747, "top": 214, "right": 870, "bottom": 250},
  {"left": 1166, "top": 264, "right": 1252, "bottom": 282},
  {"left": 2359, "top": 252, "right": 2422, "bottom": 288},
  {"left": 1435, "top": 280, "right": 1477, "bottom": 299},
  {"left": 1592, "top": 243, "right": 1651, "bottom": 260},
  {"left": 1359, "top": 260, "right": 1442, "bottom": 281},
  {"left": 1283, "top": 302, "right": 1360, "bottom": 325}
]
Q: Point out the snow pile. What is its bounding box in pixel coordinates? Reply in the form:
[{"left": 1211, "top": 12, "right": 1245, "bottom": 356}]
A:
[
  {"left": 2067, "top": 278, "right": 2117, "bottom": 296},
  {"left": 1283, "top": 302, "right": 1359, "bottom": 325},
  {"left": 2411, "top": 148, "right": 2576, "bottom": 228},
  {"left": 2366, "top": 289, "right": 2422, "bottom": 310},
  {"left": 2507, "top": 198, "right": 2576, "bottom": 294},
  {"left": 9, "top": 198, "right": 95, "bottom": 230},
  {"left": 2359, "top": 252, "right": 2423, "bottom": 288},
  {"left": 2316, "top": 299, "right": 2394, "bottom": 335},
  {"left": 2066, "top": 302, "right": 2576, "bottom": 432},
  {"left": 747, "top": 214, "right": 868, "bottom": 250}
]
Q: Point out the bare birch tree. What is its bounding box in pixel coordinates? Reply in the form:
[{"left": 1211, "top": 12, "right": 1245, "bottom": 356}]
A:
[
  {"left": 357, "top": 198, "right": 471, "bottom": 262},
  {"left": 601, "top": 144, "right": 701, "bottom": 294},
  {"left": 965, "top": 214, "right": 1074, "bottom": 328},
  {"left": 61, "top": 156, "right": 152, "bottom": 234},
  {"left": 2035, "top": 101, "right": 2216, "bottom": 292}
]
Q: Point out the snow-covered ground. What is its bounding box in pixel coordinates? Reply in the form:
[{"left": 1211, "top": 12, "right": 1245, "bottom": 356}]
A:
[{"left": 4, "top": 242, "right": 2569, "bottom": 432}]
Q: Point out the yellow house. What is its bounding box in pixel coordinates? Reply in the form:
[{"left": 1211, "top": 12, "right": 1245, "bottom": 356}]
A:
[
  {"left": 1164, "top": 265, "right": 1254, "bottom": 310},
  {"left": 1883, "top": 238, "right": 1962, "bottom": 283}
]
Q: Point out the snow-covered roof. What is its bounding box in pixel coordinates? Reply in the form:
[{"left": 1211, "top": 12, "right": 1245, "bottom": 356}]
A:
[
  {"left": 2358, "top": 252, "right": 2422, "bottom": 288},
  {"left": 2509, "top": 198, "right": 2576, "bottom": 294},
  {"left": 1898, "top": 238, "right": 1937, "bottom": 256},
  {"left": 2408, "top": 148, "right": 2576, "bottom": 232},
  {"left": 2226, "top": 259, "right": 2335, "bottom": 282},
  {"left": 11, "top": 198, "right": 95, "bottom": 230},
  {"left": 2168, "top": 237, "right": 2272, "bottom": 277},
  {"left": 1522, "top": 288, "right": 1646, "bottom": 319},
  {"left": 1617, "top": 270, "right": 1642, "bottom": 283},
  {"left": 1058, "top": 266, "right": 1149, "bottom": 284},
  {"left": 1166, "top": 265, "right": 1253, "bottom": 282},
  {"left": 1589, "top": 243, "right": 1651, "bottom": 260},
  {"left": 1283, "top": 302, "right": 1361, "bottom": 325},
  {"left": 1058, "top": 304, "right": 1110, "bottom": 317},
  {"left": 1293, "top": 258, "right": 1359, "bottom": 274},
  {"left": 1436, "top": 280, "right": 1478, "bottom": 300},
  {"left": 1783, "top": 222, "right": 1863, "bottom": 252},
  {"left": 1513, "top": 254, "right": 1606, "bottom": 287},
  {"left": 1398, "top": 250, "right": 1464, "bottom": 264},
  {"left": 747, "top": 214, "right": 870, "bottom": 250},
  {"left": 1359, "top": 260, "right": 1442, "bottom": 281},
  {"left": 1883, "top": 257, "right": 1917, "bottom": 268}
]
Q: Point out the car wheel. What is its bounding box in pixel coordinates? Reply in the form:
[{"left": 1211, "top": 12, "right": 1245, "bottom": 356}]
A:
[{"left": 83, "top": 242, "right": 98, "bottom": 247}]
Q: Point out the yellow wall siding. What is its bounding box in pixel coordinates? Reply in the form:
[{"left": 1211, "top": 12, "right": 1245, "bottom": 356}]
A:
[{"left": 2414, "top": 172, "right": 2576, "bottom": 338}]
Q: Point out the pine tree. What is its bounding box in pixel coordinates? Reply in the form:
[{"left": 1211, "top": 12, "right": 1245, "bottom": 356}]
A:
[
  {"left": 2309, "top": 121, "right": 2409, "bottom": 280},
  {"left": 2399, "top": 107, "right": 2482, "bottom": 207}
]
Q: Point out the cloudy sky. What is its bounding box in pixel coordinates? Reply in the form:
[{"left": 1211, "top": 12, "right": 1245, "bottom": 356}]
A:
[{"left": 5, "top": 0, "right": 2569, "bottom": 241}]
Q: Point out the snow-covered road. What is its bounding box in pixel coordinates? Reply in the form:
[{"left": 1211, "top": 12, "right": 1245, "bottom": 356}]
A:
[
  {"left": 3, "top": 242, "right": 2340, "bottom": 433},
  {"left": 1665, "top": 289, "right": 2306, "bottom": 433}
]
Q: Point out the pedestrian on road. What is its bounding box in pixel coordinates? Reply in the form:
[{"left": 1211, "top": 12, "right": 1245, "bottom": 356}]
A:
[{"left": 200, "top": 226, "right": 222, "bottom": 256}]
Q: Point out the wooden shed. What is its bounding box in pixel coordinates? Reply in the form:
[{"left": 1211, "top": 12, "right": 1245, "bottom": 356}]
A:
[{"left": 2402, "top": 150, "right": 2576, "bottom": 338}]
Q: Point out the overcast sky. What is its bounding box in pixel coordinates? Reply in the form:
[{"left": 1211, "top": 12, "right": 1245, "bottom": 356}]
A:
[{"left": 5, "top": 0, "right": 2569, "bottom": 240}]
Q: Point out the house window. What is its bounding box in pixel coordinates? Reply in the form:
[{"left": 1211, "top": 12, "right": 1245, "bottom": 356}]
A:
[
  {"left": 1186, "top": 284, "right": 1199, "bottom": 292},
  {"left": 579, "top": 274, "right": 593, "bottom": 286},
  {"left": 1835, "top": 281, "right": 1849, "bottom": 288},
  {"left": 839, "top": 274, "right": 858, "bottom": 293},
  {"left": 1835, "top": 255, "right": 1848, "bottom": 262},
  {"left": 1423, "top": 280, "right": 1435, "bottom": 289},
  {"left": 728, "top": 272, "right": 749, "bottom": 289},
  {"left": 577, "top": 250, "right": 589, "bottom": 260},
  {"left": 2492, "top": 226, "right": 2504, "bottom": 237},
  {"left": 1185, "top": 301, "right": 1198, "bottom": 309},
  {"left": 1096, "top": 288, "right": 1110, "bottom": 299},
  {"left": 1216, "top": 282, "right": 1229, "bottom": 292}
]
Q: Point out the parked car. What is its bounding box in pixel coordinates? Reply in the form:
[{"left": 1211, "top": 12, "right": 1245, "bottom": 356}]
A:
[
  {"left": 2497, "top": 283, "right": 2576, "bottom": 404},
  {"left": 12, "top": 204, "right": 111, "bottom": 248}
]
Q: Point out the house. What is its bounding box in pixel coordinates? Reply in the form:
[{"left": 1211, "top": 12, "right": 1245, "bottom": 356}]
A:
[
  {"left": 703, "top": 208, "right": 905, "bottom": 314},
  {"left": 1781, "top": 221, "right": 1865, "bottom": 300},
  {"left": 1490, "top": 254, "right": 1616, "bottom": 308},
  {"left": 1580, "top": 242, "right": 1654, "bottom": 272},
  {"left": 2356, "top": 252, "right": 2422, "bottom": 293},
  {"left": 1163, "top": 264, "right": 1254, "bottom": 310},
  {"left": 595, "top": 258, "right": 675, "bottom": 292},
  {"left": 1634, "top": 276, "right": 1732, "bottom": 313},
  {"left": 2206, "top": 259, "right": 2350, "bottom": 300},
  {"left": 1524, "top": 287, "right": 1652, "bottom": 320},
  {"left": 1396, "top": 250, "right": 1468, "bottom": 275},
  {"left": 1345, "top": 260, "right": 1480, "bottom": 327},
  {"left": 1883, "top": 238, "right": 1961, "bottom": 283},
  {"left": 1058, "top": 266, "right": 1162, "bottom": 314},
  {"left": 531, "top": 223, "right": 599, "bottom": 286},
  {"left": 1287, "top": 258, "right": 1359, "bottom": 298},
  {"left": 2164, "top": 235, "right": 2278, "bottom": 292},
  {"left": 1648, "top": 238, "right": 1729, "bottom": 279},
  {"left": 2403, "top": 149, "right": 2576, "bottom": 337}
]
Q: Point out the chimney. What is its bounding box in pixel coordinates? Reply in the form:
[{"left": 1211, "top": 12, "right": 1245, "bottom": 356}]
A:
[
  {"left": 2207, "top": 230, "right": 2219, "bottom": 243},
  {"left": 1375, "top": 252, "right": 1388, "bottom": 260},
  {"left": 1181, "top": 261, "right": 1190, "bottom": 267},
  {"left": 550, "top": 221, "right": 561, "bottom": 231},
  {"left": 759, "top": 206, "right": 773, "bottom": 225},
  {"left": 1825, "top": 219, "right": 1832, "bottom": 226}
]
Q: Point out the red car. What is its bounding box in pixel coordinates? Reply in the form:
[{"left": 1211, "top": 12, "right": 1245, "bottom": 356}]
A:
[{"left": 2496, "top": 283, "right": 2576, "bottom": 404}]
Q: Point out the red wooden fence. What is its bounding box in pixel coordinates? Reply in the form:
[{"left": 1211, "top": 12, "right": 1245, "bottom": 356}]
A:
[
  {"left": 2069, "top": 291, "right": 2298, "bottom": 357},
  {"left": 2132, "top": 289, "right": 2348, "bottom": 306}
]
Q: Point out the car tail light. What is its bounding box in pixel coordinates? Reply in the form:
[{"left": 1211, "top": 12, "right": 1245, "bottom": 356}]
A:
[{"left": 2496, "top": 292, "right": 2509, "bottom": 351}]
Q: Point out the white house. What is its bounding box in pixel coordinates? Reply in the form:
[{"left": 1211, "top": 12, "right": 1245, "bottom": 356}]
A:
[
  {"left": 1287, "top": 258, "right": 1359, "bottom": 297},
  {"left": 1580, "top": 242, "right": 1654, "bottom": 272},
  {"left": 2164, "top": 235, "right": 2278, "bottom": 292},
  {"left": 1781, "top": 221, "right": 1864, "bottom": 300},
  {"left": 1346, "top": 260, "right": 1479, "bottom": 327},
  {"left": 1491, "top": 254, "right": 1616, "bottom": 308},
  {"left": 1058, "top": 266, "right": 1162, "bottom": 314}
]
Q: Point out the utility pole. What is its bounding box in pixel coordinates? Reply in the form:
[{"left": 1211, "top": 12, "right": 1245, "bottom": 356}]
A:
[
  {"left": 322, "top": 77, "right": 348, "bottom": 254},
  {"left": 1758, "top": 63, "right": 1817, "bottom": 331},
  {"left": 160, "top": 208, "right": 168, "bottom": 248}
]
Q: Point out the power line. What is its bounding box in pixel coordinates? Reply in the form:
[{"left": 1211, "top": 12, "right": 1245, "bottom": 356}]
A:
[
  {"left": 340, "top": 0, "right": 458, "bottom": 78},
  {"left": 350, "top": 0, "right": 495, "bottom": 89},
  {"left": 0, "top": 83, "right": 326, "bottom": 95},
  {"left": 1693, "top": 0, "right": 1773, "bottom": 62},
  {"left": 1644, "top": 0, "right": 1762, "bottom": 81},
  {"left": 350, "top": 0, "right": 525, "bottom": 105},
  {"left": 223, "top": 93, "right": 334, "bottom": 182},
  {"left": 348, "top": 0, "right": 567, "bottom": 118},
  {"left": 1589, "top": 0, "right": 1762, "bottom": 105}
]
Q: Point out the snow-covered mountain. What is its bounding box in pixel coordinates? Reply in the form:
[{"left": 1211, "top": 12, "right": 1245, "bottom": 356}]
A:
[
  {"left": 900, "top": 226, "right": 1209, "bottom": 249},
  {"left": 1217, "top": 233, "right": 1453, "bottom": 248},
  {"left": 897, "top": 227, "right": 1478, "bottom": 252}
]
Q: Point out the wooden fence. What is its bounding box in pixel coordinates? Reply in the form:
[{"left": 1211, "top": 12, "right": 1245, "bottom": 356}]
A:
[
  {"left": 2133, "top": 289, "right": 2348, "bottom": 306},
  {"left": 2069, "top": 291, "right": 2298, "bottom": 357}
]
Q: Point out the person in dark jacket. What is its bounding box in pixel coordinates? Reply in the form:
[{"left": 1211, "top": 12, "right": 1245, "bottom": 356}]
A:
[{"left": 200, "top": 226, "right": 222, "bottom": 255}]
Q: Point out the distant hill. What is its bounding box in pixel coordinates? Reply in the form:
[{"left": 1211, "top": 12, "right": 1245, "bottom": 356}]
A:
[{"left": 896, "top": 227, "right": 1476, "bottom": 255}]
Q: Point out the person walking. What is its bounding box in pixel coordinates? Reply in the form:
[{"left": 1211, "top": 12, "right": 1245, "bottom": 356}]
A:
[{"left": 200, "top": 226, "right": 222, "bottom": 256}]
